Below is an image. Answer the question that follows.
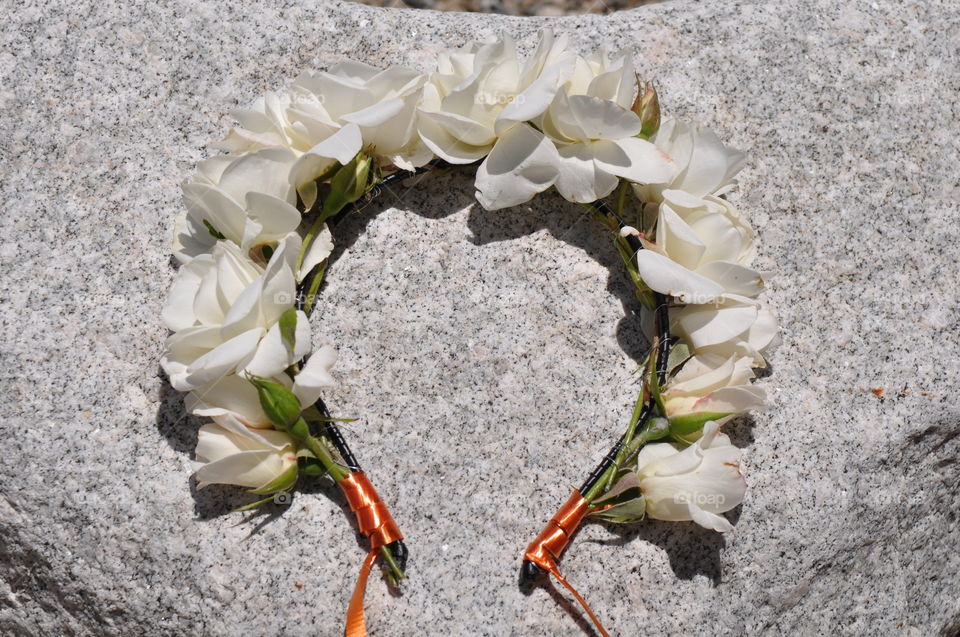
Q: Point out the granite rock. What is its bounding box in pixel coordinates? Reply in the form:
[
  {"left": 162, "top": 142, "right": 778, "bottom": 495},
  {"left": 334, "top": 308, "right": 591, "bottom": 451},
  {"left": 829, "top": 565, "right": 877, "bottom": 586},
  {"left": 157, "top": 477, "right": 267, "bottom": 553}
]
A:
[
  {"left": 1, "top": 0, "right": 959, "bottom": 635},
  {"left": 357, "top": 0, "right": 652, "bottom": 17}
]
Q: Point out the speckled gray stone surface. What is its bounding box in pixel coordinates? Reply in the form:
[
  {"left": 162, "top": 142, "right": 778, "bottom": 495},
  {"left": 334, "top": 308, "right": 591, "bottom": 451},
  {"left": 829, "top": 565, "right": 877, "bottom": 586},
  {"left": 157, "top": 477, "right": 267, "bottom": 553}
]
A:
[{"left": 2, "top": 1, "right": 959, "bottom": 635}]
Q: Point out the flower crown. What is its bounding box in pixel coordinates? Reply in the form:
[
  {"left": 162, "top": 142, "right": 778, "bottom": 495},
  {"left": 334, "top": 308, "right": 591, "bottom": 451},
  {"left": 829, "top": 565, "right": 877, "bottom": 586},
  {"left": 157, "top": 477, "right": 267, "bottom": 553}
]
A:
[{"left": 162, "top": 29, "right": 776, "bottom": 637}]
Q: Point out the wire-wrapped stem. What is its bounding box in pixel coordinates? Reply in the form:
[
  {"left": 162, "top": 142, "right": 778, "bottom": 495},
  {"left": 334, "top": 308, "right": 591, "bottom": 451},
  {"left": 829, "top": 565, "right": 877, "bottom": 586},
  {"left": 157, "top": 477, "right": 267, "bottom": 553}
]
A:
[
  {"left": 293, "top": 162, "right": 461, "bottom": 580},
  {"left": 521, "top": 199, "right": 672, "bottom": 589}
]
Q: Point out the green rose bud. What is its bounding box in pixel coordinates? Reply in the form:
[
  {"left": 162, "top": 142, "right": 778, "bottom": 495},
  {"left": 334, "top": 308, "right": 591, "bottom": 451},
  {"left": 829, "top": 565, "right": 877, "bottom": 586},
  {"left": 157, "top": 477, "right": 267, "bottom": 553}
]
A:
[
  {"left": 632, "top": 80, "right": 661, "bottom": 140},
  {"left": 323, "top": 152, "right": 373, "bottom": 219},
  {"left": 248, "top": 377, "right": 302, "bottom": 430}
]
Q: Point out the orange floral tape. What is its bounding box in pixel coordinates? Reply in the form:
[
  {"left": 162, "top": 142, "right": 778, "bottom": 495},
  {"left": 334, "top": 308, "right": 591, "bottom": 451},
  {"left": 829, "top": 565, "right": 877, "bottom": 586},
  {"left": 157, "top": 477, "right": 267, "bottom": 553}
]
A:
[
  {"left": 523, "top": 489, "right": 611, "bottom": 637},
  {"left": 338, "top": 472, "right": 403, "bottom": 637}
]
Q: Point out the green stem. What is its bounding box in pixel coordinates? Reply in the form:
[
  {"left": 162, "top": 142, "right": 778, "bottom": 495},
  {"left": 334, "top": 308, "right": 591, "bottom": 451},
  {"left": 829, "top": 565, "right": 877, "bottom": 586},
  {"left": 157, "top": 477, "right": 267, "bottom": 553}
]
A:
[
  {"left": 298, "top": 422, "right": 406, "bottom": 586},
  {"left": 603, "top": 387, "right": 648, "bottom": 492},
  {"left": 615, "top": 180, "right": 630, "bottom": 218},
  {"left": 579, "top": 213, "right": 660, "bottom": 505},
  {"left": 300, "top": 428, "right": 349, "bottom": 482},
  {"left": 379, "top": 545, "right": 404, "bottom": 587},
  {"left": 582, "top": 380, "right": 649, "bottom": 504}
]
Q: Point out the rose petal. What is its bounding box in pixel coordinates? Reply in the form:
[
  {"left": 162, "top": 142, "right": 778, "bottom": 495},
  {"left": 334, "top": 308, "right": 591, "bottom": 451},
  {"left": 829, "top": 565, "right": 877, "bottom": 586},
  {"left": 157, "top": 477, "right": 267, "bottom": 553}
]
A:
[{"left": 475, "top": 124, "right": 560, "bottom": 210}]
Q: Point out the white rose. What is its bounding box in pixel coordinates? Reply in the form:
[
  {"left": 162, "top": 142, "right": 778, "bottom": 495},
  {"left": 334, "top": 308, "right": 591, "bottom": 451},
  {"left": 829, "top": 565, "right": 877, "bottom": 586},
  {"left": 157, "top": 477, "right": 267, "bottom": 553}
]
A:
[
  {"left": 298, "top": 62, "right": 432, "bottom": 171},
  {"left": 193, "top": 418, "right": 298, "bottom": 490},
  {"left": 541, "top": 89, "right": 676, "bottom": 203},
  {"left": 212, "top": 88, "right": 326, "bottom": 154},
  {"left": 418, "top": 34, "right": 521, "bottom": 164},
  {"left": 635, "top": 189, "right": 761, "bottom": 303},
  {"left": 633, "top": 118, "right": 746, "bottom": 204},
  {"left": 662, "top": 353, "right": 767, "bottom": 425},
  {"left": 673, "top": 297, "right": 778, "bottom": 367},
  {"left": 468, "top": 36, "right": 676, "bottom": 209},
  {"left": 564, "top": 46, "right": 636, "bottom": 108},
  {"left": 635, "top": 420, "right": 746, "bottom": 532},
  {"left": 215, "top": 62, "right": 432, "bottom": 198},
  {"left": 172, "top": 148, "right": 301, "bottom": 264},
  {"left": 186, "top": 346, "right": 338, "bottom": 427},
  {"left": 421, "top": 30, "right": 576, "bottom": 210},
  {"left": 419, "top": 30, "right": 572, "bottom": 164},
  {"left": 161, "top": 234, "right": 310, "bottom": 391}
]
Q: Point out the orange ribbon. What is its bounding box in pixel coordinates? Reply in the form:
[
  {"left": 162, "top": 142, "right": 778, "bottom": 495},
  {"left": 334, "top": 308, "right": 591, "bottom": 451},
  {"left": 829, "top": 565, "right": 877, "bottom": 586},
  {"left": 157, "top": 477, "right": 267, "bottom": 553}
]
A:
[
  {"left": 337, "top": 472, "right": 403, "bottom": 637},
  {"left": 524, "top": 490, "right": 611, "bottom": 637}
]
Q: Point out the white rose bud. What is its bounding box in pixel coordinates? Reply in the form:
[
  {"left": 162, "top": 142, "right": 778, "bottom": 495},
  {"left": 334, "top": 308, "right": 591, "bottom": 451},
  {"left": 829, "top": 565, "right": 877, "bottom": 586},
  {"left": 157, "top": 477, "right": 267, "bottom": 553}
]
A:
[
  {"left": 193, "top": 418, "right": 298, "bottom": 491},
  {"left": 633, "top": 118, "right": 746, "bottom": 204},
  {"left": 635, "top": 421, "right": 746, "bottom": 532},
  {"left": 663, "top": 353, "right": 767, "bottom": 437},
  {"left": 634, "top": 189, "right": 761, "bottom": 304}
]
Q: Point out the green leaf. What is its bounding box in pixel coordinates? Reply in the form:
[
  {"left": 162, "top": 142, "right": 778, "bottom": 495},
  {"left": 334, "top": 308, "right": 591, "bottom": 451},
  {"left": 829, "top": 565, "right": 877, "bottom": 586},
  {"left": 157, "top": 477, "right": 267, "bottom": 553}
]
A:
[
  {"left": 248, "top": 463, "right": 299, "bottom": 494},
  {"left": 591, "top": 473, "right": 648, "bottom": 522},
  {"left": 202, "top": 219, "right": 226, "bottom": 240},
  {"left": 591, "top": 497, "right": 648, "bottom": 523},
  {"left": 231, "top": 495, "right": 276, "bottom": 513},
  {"left": 278, "top": 307, "right": 298, "bottom": 352},
  {"left": 669, "top": 411, "right": 731, "bottom": 436},
  {"left": 248, "top": 376, "right": 302, "bottom": 430}
]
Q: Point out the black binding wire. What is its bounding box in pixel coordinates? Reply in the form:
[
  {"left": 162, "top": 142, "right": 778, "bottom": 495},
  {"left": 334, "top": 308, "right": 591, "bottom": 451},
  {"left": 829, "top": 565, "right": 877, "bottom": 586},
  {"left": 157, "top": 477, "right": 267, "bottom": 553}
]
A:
[
  {"left": 312, "top": 396, "right": 409, "bottom": 573},
  {"left": 577, "top": 201, "right": 671, "bottom": 496},
  {"left": 313, "top": 397, "right": 361, "bottom": 473}
]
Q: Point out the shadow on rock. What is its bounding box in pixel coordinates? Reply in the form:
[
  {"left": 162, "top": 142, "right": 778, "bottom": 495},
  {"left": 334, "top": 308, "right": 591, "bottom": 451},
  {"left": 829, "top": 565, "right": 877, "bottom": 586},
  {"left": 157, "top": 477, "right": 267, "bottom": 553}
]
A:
[
  {"left": 589, "top": 517, "right": 730, "bottom": 585},
  {"left": 724, "top": 413, "right": 758, "bottom": 448},
  {"left": 322, "top": 164, "right": 654, "bottom": 366},
  {"left": 462, "top": 186, "right": 654, "bottom": 365},
  {"left": 155, "top": 374, "right": 200, "bottom": 456},
  {"left": 321, "top": 166, "right": 476, "bottom": 274}
]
